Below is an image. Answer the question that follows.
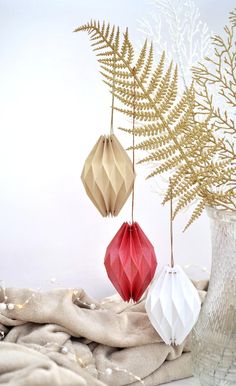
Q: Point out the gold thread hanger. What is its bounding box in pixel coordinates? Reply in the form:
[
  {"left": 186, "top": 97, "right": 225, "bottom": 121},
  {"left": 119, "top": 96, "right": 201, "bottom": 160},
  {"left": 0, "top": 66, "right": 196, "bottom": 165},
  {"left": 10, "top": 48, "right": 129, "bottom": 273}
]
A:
[
  {"left": 131, "top": 67, "right": 136, "bottom": 224},
  {"left": 110, "top": 53, "right": 116, "bottom": 135},
  {"left": 170, "top": 178, "right": 175, "bottom": 268}
]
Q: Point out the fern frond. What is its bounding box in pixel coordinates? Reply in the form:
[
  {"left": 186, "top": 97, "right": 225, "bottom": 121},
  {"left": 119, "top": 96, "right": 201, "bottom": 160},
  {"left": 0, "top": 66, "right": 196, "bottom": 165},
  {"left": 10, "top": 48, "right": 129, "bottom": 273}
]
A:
[
  {"left": 101, "top": 75, "right": 133, "bottom": 95},
  {"left": 121, "top": 28, "right": 134, "bottom": 64},
  {"left": 162, "top": 166, "right": 190, "bottom": 204},
  {"left": 183, "top": 200, "right": 206, "bottom": 231},
  {"left": 174, "top": 187, "right": 199, "bottom": 217},
  {"left": 76, "top": 15, "right": 236, "bottom": 228},
  {"left": 166, "top": 84, "right": 194, "bottom": 126},
  {"left": 135, "top": 39, "right": 148, "bottom": 74},
  {"left": 112, "top": 91, "right": 155, "bottom": 111},
  {"left": 153, "top": 61, "right": 173, "bottom": 104},
  {"left": 100, "top": 72, "right": 133, "bottom": 88},
  {"left": 75, "top": 21, "right": 211, "bottom": 219},
  {"left": 137, "top": 143, "right": 178, "bottom": 162},
  {"left": 146, "top": 51, "right": 166, "bottom": 95},
  {"left": 156, "top": 65, "right": 178, "bottom": 115},
  {"left": 119, "top": 122, "right": 166, "bottom": 137},
  {"left": 126, "top": 132, "right": 170, "bottom": 149},
  {"left": 100, "top": 65, "right": 132, "bottom": 79},
  {"left": 146, "top": 155, "right": 183, "bottom": 178},
  {"left": 139, "top": 43, "right": 153, "bottom": 84},
  {"left": 114, "top": 106, "right": 158, "bottom": 121}
]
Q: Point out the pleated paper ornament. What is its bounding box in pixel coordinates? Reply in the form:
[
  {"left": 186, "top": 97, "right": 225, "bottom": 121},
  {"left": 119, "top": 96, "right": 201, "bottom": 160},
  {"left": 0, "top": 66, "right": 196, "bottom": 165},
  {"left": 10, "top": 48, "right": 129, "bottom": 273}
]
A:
[
  {"left": 104, "top": 222, "right": 157, "bottom": 302},
  {"left": 104, "top": 69, "right": 157, "bottom": 302},
  {"left": 145, "top": 265, "right": 201, "bottom": 345},
  {"left": 81, "top": 134, "right": 135, "bottom": 217},
  {"left": 145, "top": 179, "right": 201, "bottom": 345}
]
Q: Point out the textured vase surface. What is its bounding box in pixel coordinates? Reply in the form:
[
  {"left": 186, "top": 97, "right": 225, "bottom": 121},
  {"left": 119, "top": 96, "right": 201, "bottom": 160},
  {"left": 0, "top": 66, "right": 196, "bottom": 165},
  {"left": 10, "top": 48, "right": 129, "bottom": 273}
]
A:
[
  {"left": 104, "top": 222, "right": 157, "bottom": 302},
  {"left": 81, "top": 134, "right": 135, "bottom": 217},
  {"left": 192, "top": 207, "right": 236, "bottom": 386}
]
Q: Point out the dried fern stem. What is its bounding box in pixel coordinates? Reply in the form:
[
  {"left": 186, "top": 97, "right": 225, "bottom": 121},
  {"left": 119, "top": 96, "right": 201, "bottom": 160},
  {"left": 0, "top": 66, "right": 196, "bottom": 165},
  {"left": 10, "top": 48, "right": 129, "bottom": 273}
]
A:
[
  {"left": 93, "top": 27, "right": 206, "bottom": 195},
  {"left": 75, "top": 15, "right": 236, "bottom": 228}
]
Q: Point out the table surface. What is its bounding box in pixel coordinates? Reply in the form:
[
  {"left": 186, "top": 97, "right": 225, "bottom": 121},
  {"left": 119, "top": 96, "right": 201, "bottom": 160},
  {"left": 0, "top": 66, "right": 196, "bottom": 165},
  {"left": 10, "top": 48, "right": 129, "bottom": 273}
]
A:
[{"left": 161, "top": 377, "right": 201, "bottom": 385}]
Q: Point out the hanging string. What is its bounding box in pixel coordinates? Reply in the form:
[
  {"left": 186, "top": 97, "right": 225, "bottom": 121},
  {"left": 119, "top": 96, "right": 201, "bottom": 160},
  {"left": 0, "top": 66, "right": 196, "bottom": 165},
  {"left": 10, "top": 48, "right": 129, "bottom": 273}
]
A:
[
  {"left": 131, "top": 67, "right": 136, "bottom": 224},
  {"left": 170, "top": 178, "right": 174, "bottom": 268},
  {"left": 110, "top": 54, "right": 116, "bottom": 135}
]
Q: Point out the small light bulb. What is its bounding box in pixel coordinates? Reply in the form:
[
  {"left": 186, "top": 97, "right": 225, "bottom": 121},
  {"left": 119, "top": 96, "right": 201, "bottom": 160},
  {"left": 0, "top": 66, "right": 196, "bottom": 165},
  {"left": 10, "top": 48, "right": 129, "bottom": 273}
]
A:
[
  {"left": 105, "top": 368, "right": 113, "bottom": 375},
  {"left": 61, "top": 346, "right": 68, "bottom": 354}
]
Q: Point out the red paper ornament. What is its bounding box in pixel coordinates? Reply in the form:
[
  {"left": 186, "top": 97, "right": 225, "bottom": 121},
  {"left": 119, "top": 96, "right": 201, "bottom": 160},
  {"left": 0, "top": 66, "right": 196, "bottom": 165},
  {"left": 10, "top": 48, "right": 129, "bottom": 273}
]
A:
[{"left": 104, "top": 222, "right": 157, "bottom": 302}]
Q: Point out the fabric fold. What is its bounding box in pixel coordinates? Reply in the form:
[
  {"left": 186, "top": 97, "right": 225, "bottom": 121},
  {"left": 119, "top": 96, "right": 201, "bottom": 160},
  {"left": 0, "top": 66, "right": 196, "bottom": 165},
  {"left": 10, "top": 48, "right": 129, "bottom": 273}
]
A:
[{"left": 0, "top": 281, "right": 208, "bottom": 385}]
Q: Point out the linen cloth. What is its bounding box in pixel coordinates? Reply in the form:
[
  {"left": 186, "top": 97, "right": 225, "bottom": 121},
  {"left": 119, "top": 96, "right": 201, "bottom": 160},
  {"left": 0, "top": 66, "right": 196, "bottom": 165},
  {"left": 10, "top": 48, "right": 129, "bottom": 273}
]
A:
[{"left": 0, "top": 280, "right": 208, "bottom": 386}]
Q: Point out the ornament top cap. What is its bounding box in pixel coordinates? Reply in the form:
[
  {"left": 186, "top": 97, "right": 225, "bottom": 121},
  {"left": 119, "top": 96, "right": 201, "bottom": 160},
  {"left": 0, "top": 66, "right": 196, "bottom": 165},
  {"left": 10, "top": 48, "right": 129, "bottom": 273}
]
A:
[{"left": 164, "top": 265, "right": 183, "bottom": 275}]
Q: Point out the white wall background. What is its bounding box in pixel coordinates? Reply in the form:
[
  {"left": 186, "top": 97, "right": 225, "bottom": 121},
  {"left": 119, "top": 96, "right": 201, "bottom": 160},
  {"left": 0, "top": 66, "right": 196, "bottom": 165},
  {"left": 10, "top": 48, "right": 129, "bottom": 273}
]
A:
[{"left": 0, "top": 0, "right": 234, "bottom": 298}]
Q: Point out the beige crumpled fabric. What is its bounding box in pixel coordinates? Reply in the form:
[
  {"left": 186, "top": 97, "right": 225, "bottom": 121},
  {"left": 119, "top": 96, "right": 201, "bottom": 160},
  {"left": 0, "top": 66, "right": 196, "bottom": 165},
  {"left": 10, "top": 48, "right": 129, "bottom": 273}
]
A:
[{"left": 0, "top": 280, "right": 208, "bottom": 386}]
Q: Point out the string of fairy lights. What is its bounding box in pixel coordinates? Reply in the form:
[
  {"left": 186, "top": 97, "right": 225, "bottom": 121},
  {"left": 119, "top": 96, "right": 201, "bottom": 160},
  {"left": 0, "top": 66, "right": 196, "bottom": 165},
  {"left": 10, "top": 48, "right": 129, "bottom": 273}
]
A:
[
  {"left": 41, "top": 341, "right": 144, "bottom": 384},
  {"left": 0, "top": 266, "right": 209, "bottom": 383},
  {"left": 0, "top": 277, "right": 145, "bottom": 384},
  {"left": 0, "top": 263, "right": 209, "bottom": 312}
]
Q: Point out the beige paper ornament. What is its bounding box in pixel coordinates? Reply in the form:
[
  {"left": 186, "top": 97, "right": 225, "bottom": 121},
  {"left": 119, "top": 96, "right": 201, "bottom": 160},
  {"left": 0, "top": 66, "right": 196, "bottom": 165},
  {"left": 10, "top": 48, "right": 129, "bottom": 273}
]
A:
[{"left": 81, "top": 134, "right": 135, "bottom": 217}]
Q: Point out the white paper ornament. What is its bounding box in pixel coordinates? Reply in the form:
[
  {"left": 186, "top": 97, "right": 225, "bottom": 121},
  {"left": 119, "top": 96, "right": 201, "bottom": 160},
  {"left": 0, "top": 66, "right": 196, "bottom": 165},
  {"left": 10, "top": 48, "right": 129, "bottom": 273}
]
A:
[{"left": 145, "top": 265, "right": 201, "bottom": 345}]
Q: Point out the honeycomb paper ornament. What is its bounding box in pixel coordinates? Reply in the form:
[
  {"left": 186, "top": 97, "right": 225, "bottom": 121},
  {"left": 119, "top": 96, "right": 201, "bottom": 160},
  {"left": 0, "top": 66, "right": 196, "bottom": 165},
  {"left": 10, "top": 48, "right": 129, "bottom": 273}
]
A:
[
  {"left": 81, "top": 134, "right": 135, "bottom": 217},
  {"left": 104, "top": 222, "right": 157, "bottom": 302},
  {"left": 145, "top": 265, "right": 201, "bottom": 345}
]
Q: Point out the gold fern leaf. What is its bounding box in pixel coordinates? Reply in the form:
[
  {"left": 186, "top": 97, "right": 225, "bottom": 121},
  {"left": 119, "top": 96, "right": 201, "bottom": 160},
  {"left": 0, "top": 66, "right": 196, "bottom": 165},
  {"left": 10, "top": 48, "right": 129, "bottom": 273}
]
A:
[
  {"left": 75, "top": 17, "right": 236, "bottom": 228},
  {"left": 183, "top": 200, "right": 206, "bottom": 231}
]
